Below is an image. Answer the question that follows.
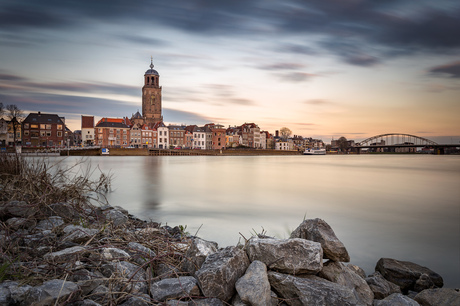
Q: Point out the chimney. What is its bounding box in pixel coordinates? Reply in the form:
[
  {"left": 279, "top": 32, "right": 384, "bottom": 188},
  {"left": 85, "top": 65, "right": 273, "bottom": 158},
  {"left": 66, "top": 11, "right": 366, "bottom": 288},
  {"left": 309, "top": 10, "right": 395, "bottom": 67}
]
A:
[{"left": 275, "top": 130, "right": 279, "bottom": 137}]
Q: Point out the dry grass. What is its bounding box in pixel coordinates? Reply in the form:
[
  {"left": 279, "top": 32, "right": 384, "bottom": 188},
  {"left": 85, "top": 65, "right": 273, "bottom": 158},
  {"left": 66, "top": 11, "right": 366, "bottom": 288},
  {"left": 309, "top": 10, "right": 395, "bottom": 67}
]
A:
[{"left": 0, "top": 153, "right": 190, "bottom": 304}]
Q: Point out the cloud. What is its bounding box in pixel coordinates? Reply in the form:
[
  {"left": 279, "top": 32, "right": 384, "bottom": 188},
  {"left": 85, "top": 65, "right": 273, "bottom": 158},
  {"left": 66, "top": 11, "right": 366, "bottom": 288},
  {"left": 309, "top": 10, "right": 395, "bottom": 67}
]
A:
[
  {"left": 304, "top": 99, "right": 331, "bottom": 105},
  {"left": 428, "top": 60, "right": 460, "bottom": 78},
  {"left": 163, "top": 108, "right": 210, "bottom": 125},
  {"left": 115, "top": 34, "right": 169, "bottom": 47},
  {"left": 279, "top": 72, "right": 317, "bottom": 82},
  {"left": 259, "top": 63, "right": 306, "bottom": 71}
]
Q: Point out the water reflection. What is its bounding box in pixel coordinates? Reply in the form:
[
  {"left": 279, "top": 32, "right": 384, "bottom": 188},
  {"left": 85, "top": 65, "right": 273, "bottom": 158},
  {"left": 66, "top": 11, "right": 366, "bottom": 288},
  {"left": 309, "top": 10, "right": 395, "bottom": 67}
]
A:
[{"left": 51, "top": 155, "right": 459, "bottom": 288}]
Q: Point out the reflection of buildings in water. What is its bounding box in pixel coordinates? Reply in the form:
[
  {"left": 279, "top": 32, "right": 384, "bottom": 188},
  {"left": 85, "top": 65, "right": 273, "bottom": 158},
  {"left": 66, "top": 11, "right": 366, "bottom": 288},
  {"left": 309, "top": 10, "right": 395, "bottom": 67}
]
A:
[{"left": 142, "top": 157, "right": 163, "bottom": 211}]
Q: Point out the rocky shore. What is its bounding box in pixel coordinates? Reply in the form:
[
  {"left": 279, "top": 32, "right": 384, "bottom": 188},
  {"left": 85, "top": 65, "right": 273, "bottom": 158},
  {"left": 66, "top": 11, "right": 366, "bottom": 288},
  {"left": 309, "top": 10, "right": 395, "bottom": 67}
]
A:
[{"left": 0, "top": 199, "right": 459, "bottom": 306}]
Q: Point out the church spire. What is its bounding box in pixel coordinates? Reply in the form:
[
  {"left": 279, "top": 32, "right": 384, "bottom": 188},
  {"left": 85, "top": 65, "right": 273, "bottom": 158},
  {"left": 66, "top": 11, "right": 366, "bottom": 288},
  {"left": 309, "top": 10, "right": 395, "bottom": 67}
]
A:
[{"left": 150, "top": 56, "right": 154, "bottom": 69}]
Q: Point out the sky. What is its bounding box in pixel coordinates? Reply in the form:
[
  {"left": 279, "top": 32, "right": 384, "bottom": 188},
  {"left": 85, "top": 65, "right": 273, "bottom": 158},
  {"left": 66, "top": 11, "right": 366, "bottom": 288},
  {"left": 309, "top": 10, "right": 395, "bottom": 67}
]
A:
[{"left": 1, "top": 0, "right": 460, "bottom": 143}]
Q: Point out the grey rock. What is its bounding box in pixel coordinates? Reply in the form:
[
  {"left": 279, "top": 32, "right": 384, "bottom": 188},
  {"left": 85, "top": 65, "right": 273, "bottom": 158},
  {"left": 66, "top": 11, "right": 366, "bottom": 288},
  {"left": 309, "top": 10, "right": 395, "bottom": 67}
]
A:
[
  {"left": 235, "top": 260, "right": 271, "bottom": 306},
  {"left": 232, "top": 294, "right": 249, "bottom": 306},
  {"left": 44, "top": 202, "right": 79, "bottom": 219},
  {"left": 0, "top": 281, "right": 32, "bottom": 305},
  {"left": 126, "top": 242, "right": 156, "bottom": 265},
  {"left": 268, "top": 271, "right": 362, "bottom": 306},
  {"left": 319, "top": 261, "right": 374, "bottom": 305},
  {"left": 366, "top": 271, "right": 401, "bottom": 300},
  {"left": 414, "top": 288, "right": 460, "bottom": 306},
  {"left": 375, "top": 258, "right": 443, "bottom": 293},
  {"left": 290, "top": 218, "right": 349, "bottom": 262},
  {"left": 373, "top": 293, "right": 420, "bottom": 306},
  {"left": 413, "top": 273, "right": 435, "bottom": 292},
  {"left": 119, "top": 293, "right": 152, "bottom": 306},
  {"left": 23, "top": 231, "right": 56, "bottom": 248},
  {"left": 192, "top": 298, "right": 224, "bottom": 306},
  {"left": 155, "top": 262, "right": 182, "bottom": 281},
  {"left": 44, "top": 246, "right": 88, "bottom": 262},
  {"left": 182, "top": 237, "right": 218, "bottom": 274},
  {"left": 348, "top": 264, "right": 367, "bottom": 279},
  {"left": 100, "top": 247, "right": 131, "bottom": 261},
  {"left": 150, "top": 276, "right": 200, "bottom": 302},
  {"left": 101, "top": 261, "right": 148, "bottom": 294},
  {"left": 62, "top": 225, "right": 99, "bottom": 243},
  {"left": 246, "top": 237, "right": 322, "bottom": 274},
  {"left": 6, "top": 217, "right": 35, "bottom": 230},
  {"left": 6, "top": 200, "right": 36, "bottom": 218},
  {"left": 104, "top": 209, "right": 128, "bottom": 226},
  {"left": 35, "top": 216, "right": 65, "bottom": 231},
  {"left": 91, "top": 285, "right": 110, "bottom": 304},
  {"left": 22, "top": 279, "right": 80, "bottom": 306},
  {"left": 195, "top": 246, "right": 250, "bottom": 302},
  {"left": 165, "top": 300, "right": 190, "bottom": 306}
]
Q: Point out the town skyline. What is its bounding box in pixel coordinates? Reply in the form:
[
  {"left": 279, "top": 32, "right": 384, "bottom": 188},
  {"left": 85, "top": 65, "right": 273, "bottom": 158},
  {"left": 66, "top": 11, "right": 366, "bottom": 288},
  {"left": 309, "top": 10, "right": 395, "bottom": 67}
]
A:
[{"left": 1, "top": 1, "right": 459, "bottom": 144}]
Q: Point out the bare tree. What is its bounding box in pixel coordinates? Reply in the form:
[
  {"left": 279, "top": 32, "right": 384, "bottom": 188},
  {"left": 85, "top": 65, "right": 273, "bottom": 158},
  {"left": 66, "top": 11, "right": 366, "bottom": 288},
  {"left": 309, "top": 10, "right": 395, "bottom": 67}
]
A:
[
  {"left": 6, "top": 104, "right": 24, "bottom": 147},
  {"left": 0, "top": 102, "right": 4, "bottom": 119},
  {"left": 337, "top": 136, "right": 349, "bottom": 153},
  {"left": 280, "top": 127, "right": 292, "bottom": 141}
]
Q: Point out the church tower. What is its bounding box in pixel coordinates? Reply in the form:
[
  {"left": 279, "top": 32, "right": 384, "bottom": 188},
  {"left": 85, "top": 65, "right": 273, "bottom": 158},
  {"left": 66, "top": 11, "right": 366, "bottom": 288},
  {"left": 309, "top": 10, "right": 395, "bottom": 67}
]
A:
[{"left": 142, "top": 57, "right": 163, "bottom": 124}]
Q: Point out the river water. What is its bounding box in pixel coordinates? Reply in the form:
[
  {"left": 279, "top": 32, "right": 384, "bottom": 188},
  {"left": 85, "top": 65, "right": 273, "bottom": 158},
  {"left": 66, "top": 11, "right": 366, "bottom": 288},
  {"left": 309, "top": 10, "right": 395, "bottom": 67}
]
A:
[{"left": 51, "top": 154, "right": 459, "bottom": 287}]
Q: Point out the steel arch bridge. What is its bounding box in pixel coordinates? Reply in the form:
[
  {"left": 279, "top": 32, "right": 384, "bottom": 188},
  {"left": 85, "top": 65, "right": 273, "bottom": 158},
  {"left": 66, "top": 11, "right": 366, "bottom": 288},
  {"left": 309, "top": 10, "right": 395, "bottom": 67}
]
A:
[{"left": 357, "top": 133, "right": 438, "bottom": 147}]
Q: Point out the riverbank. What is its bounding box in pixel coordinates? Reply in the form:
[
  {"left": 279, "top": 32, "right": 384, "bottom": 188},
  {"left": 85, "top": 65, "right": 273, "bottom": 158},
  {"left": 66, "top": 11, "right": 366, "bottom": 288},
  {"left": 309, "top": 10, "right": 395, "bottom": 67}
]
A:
[{"left": 1, "top": 155, "right": 458, "bottom": 305}]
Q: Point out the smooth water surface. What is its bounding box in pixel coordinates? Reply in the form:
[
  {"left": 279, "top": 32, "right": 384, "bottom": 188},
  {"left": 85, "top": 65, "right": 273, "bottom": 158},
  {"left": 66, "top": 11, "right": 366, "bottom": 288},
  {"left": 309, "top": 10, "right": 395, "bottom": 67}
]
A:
[{"left": 52, "top": 155, "right": 460, "bottom": 287}]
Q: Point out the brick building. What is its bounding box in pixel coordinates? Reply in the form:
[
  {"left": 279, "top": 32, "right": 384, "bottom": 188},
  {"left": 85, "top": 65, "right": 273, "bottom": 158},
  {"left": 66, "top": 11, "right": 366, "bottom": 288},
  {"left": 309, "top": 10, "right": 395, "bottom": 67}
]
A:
[{"left": 22, "top": 112, "right": 66, "bottom": 147}]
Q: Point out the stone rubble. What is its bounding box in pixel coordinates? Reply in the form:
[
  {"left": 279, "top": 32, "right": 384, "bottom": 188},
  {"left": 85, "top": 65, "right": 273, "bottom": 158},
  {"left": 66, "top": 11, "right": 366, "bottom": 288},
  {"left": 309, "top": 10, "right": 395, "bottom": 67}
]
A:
[{"left": 0, "top": 200, "right": 455, "bottom": 306}]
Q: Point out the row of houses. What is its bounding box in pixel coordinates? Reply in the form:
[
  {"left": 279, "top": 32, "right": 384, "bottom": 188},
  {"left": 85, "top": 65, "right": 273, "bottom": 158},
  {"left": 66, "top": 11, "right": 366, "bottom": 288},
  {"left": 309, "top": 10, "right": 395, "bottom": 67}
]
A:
[{"left": 0, "top": 111, "right": 325, "bottom": 151}]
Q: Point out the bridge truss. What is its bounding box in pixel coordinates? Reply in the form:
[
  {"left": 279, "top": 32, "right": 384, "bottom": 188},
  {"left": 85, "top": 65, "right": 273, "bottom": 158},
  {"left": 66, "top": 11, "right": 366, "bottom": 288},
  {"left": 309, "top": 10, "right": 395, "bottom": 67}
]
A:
[{"left": 357, "top": 133, "right": 438, "bottom": 147}]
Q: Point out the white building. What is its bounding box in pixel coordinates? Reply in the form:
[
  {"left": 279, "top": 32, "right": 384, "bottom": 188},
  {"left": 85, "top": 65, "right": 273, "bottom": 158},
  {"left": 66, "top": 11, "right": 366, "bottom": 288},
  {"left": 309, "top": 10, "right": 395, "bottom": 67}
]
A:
[
  {"left": 157, "top": 125, "right": 169, "bottom": 149},
  {"left": 275, "top": 141, "right": 294, "bottom": 151}
]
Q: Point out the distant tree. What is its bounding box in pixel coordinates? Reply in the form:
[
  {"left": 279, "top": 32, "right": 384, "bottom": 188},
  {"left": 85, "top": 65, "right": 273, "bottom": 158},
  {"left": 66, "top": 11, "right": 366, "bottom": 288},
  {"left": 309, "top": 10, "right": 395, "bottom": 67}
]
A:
[
  {"left": 280, "top": 127, "right": 292, "bottom": 141},
  {"left": 6, "top": 104, "right": 24, "bottom": 148},
  {"left": 0, "top": 102, "right": 4, "bottom": 119},
  {"left": 337, "top": 136, "right": 349, "bottom": 153}
]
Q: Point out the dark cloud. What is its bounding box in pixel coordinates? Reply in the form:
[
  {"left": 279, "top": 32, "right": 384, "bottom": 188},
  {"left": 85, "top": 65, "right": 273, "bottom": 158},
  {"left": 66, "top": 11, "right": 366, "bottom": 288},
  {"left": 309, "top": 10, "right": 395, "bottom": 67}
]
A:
[
  {"left": 279, "top": 72, "right": 317, "bottom": 82},
  {"left": 163, "top": 108, "right": 210, "bottom": 125},
  {"left": 0, "top": 71, "right": 139, "bottom": 96},
  {"left": 259, "top": 63, "right": 306, "bottom": 71},
  {"left": 1, "top": 0, "right": 459, "bottom": 68},
  {"left": 116, "top": 34, "right": 169, "bottom": 46},
  {"left": 428, "top": 60, "right": 460, "bottom": 78}
]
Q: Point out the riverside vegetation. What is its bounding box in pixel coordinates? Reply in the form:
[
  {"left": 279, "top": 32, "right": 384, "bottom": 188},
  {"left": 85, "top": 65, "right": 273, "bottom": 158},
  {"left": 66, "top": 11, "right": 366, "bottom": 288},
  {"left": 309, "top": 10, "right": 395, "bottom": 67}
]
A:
[{"left": 0, "top": 154, "right": 459, "bottom": 305}]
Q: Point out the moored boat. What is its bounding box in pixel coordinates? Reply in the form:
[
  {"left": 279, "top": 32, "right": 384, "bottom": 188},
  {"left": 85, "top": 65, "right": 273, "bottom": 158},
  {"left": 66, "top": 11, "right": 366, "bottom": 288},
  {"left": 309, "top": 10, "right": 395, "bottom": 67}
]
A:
[{"left": 303, "top": 148, "right": 326, "bottom": 155}]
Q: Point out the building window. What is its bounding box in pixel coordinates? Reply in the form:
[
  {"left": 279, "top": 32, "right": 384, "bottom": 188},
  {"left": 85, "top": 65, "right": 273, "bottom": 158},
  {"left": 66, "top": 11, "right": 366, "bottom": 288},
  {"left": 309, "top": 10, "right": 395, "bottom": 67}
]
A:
[
  {"left": 46, "top": 131, "right": 51, "bottom": 137},
  {"left": 24, "top": 123, "right": 29, "bottom": 129},
  {"left": 46, "top": 124, "right": 51, "bottom": 129},
  {"left": 57, "top": 125, "right": 62, "bottom": 130},
  {"left": 24, "top": 130, "right": 29, "bottom": 136},
  {"left": 57, "top": 131, "right": 62, "bottom": 137},
  {"left": 40, "top": 131, "right": 46, "bottom": 137},
  {"left": 31, "top": 124, "right": 38, "bottom": 129}
]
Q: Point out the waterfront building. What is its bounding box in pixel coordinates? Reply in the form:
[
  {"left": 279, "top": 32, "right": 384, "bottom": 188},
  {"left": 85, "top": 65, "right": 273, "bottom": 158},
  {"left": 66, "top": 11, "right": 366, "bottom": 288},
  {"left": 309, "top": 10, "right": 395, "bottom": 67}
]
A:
[
  {"left": 207, "top": 123, "right": 226, "bottom": 150},
  {"left": 192, "top": 126, "right": 210, "bottom": 149},
  {"left": 168, "top": 125, "right": 186, "bottom": 148},
  {"left": 184, "top": 127, "right": 194, "bottom": 149},
  {"left": 130, "top": 124, "right": 142, "bottom": 148},
  {"left": 140, "top": 124, "right": 155, "bottom": 148},
  {"left": 259, "top": 131, "right": 267, "bottom": 149},
  {"left": 0, "top": 118, "right": 7, "bottom": 146},
  {"left": 275, "top": 141, "right": 294, "bottom": 151},
  {"left": 156, "top": 122, "right": 169, "bottom": 149},
  {"left": 81, "top": 115, "right": 95, "bottom": 146},
  {"left": 142, "top": 58, "right": 163, "bottom": 125},
  {"left": 22, "top": 112, "right": 65, "bottom": 147},
  {"left": 95, "top": 118, "right": 130, "bottom": 147}
]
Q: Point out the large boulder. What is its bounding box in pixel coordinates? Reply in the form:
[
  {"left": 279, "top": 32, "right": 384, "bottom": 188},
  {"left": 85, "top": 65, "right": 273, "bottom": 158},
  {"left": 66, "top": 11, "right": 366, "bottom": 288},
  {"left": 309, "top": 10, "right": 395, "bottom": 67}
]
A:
[
  {"left": 62, "top": 225, "right": 99, "bottom": 243},
  {"left": 0, "top": 281, "right": 32, "bottom": 305},
  {"left": 375, "top": 258, "right": 443, "bottom": 293},
  {"left": 104, "top": 208, "right": 128, "bottom": 226},
  {"left": 35, "top": 216, "right": 65, "bottom": 231},
  {"left": 235, "top": 260, "right": 271, "bottom": 306},
  {"left": 245, "top": 237, "right": 323, "bottom": 274},
  {"left": 195, "top": 246, "right": 250, "bottom": 302},
  {"left": 181, "top": 237, "right": 218, "bottom": 274},
  {"left": 22, "top": 279, "right": 80, "bottom": 306},
  {"left": 365, "top": 271, "right": 401, "bottom": 300},
  {"left": 101, "top": 261, "right": 148, "bottom": 294},
  {"left": 319, "top": 261, "right": 374, "bottom": 305},
  {"left": 373, "top": 293, "right": 419, "bottom": 306},
  {"left": 268, "top": 271, "right": 363, "bottom": 306},
  {"left": 290, "top": 218, "right": 350, "bottom": 262},
  {"left": 44, "top": 246, "right": 88, "bottom": 262},
  {"left": 414, "top": 288, "right": 460, "bottom": 306},
  {"left": 125, "top": 242, "right": 156, "bottom": 265},
  {"left": 150, "top": 276, "right": 200, "bottom": 302}
]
